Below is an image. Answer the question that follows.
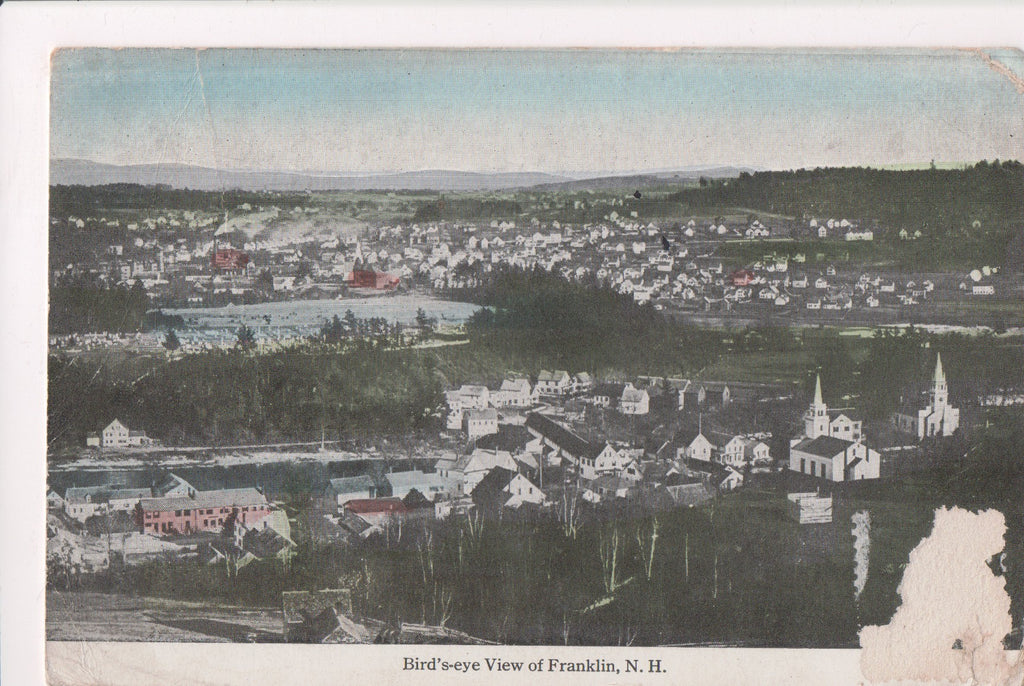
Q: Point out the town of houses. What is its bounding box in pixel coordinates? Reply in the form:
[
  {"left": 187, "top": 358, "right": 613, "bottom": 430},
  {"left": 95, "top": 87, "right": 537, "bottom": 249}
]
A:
[
  {"left": 51, "top": 199, "right": 1014, "bottom": 352},
  {"left": 49, "top": 351, "right": 963, "bottom": 576}
]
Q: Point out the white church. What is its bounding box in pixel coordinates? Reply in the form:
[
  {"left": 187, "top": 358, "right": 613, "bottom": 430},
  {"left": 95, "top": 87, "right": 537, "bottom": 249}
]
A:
[
  {"left": 789, "top": 374, "right": 880, "bottom": 481},
  {"left": 892, "top": 353, "right": 960, "bottom": 440}
]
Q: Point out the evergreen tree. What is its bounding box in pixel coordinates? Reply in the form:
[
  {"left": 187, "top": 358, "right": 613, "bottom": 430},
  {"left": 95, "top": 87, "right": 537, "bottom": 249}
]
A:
[
  {"left": 236, "top": 324, "right": 257, "bottom": 351},
  {"left": 163, "top": 329, "right": 181, "bottom": 351}
]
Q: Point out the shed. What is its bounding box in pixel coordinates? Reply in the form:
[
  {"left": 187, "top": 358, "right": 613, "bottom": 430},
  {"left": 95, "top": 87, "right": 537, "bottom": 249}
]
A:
[{"left": 786, "top": 492, "right": 833, "bottom": 524}]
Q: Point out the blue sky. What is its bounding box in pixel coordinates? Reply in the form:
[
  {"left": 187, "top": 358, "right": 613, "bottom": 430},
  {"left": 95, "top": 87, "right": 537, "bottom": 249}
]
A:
[{"left": 51, "top": 48, "right": 1024, "bottom": 174}]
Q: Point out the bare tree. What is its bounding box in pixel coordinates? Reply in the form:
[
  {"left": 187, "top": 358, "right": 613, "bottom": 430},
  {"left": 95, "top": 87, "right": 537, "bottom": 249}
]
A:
[
  {"left": 635, "top": 516, "right": 660, "bottom": 580},
  {"left": 558, "top": 484, "right": 582, "bottom": 539},
  {"left": 599, "top": 525, "right": 622, "bottom": 594}
]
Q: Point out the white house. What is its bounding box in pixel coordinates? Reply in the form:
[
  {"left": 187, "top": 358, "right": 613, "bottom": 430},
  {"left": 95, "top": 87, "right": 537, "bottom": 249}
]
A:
[
  {"left": 458, "top": 449, "right": 521, "bottom": 494},
  {"left": 535, "top": 370, "right": 573, "bottom": 397},
  {"left": 562, "top": 442, "right": 629, "bottom": 481},
  {"left": 455, "top": 385, "right": 491, "bottom": 409},
  {"left": 445, "top": 384, "right": 492, "bottom": 429},
  {"left": 742, "top": 439, "right": 771, "bottom": 465},
  {"left": 493, "top": 378, "right": 533, "bottom": 407},
  {"left": 464, "top": 408, "right": 499, "bottom": 438},
  {"left": 619, "top": 383, "right": 650, "bottom": 415},
  {"left": 676, "top": 428, "right": 715, "bottom": 462},
  {"left": 712, "top": 433, "right": 747, "bottom": 469},
  {"left": 502, "top": 472, "right": 547, "bottom": 507},
  {"left": 828, "top": 412, "right": 863, "bottom": 442},
  {"left": 573, "top": 372, "right": 594, "bottom": 393},
  {"left": 99, "top": 419, "right": 152, "bottom": 448}
]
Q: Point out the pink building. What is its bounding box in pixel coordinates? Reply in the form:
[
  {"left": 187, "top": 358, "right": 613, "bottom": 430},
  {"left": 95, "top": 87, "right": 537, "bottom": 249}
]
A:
[{"left": 140, "top": 487, "right": 270, "bottom": 535}]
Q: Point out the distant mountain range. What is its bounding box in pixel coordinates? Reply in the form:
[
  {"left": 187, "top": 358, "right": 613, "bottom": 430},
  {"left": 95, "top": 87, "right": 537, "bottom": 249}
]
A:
[{"left": 49, "top": 159, "right": 753, "bottom": 192}]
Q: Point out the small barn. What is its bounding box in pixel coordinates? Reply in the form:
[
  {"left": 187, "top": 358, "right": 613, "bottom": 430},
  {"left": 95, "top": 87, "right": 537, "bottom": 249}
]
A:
[{"left": 786, "top": 492, "right": 833, "bottom": 524}]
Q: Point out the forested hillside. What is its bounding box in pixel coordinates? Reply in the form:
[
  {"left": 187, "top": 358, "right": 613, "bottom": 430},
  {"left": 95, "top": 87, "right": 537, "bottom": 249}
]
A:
[{"left": 673, "top": 161, "right": 1024, "bottom": 269}]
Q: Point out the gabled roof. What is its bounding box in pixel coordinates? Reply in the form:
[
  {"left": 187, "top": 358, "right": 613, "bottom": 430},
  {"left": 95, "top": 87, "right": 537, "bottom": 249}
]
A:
[
  {"left": 463, "top": 449, "right": 516, "bottom": 474},
  {"left": 65, "top": 485, "right": 113, "bottom": 504},
  {"left": 472, "top": 466, "right": 516, "bottom": 495},
  {"left": 499, "top": 378, "right": 532, "bottom": 393},
  {"left": 336, "top": 510, "right": 373, "bottom": 536},
  {"left": 434, "top": 453, "right": 460, "bottom": 470},
  {"left": 465, "top": 408, "right": 498, "bottom": 421},
  {"left": 525, "top": 412, "right": 598, "bottom": 459},
  {"left": 514, "top": 452, "right": 539, "bottom": 472},
  {"left": 664, "top": 470, "right": 706, "bottom": 487},
  {"left": 675, "top": 427, "right": 709, "bottom": 447},
  {"left": 792, "top": 435, "right": 855, "bottom": 458},
  {"left": 706, "top": 430, "right": 743, "bottom": 447},
  {"left": 152, "top": 473, "right": 194, "bottom": 497},
  {"left": 328, "top": 475, "right": 376, "bottom": 495},
  {"left": 742, "top": 439, "right": 768, "bottom": 458},
  {"left": 665, "top": 481, "right": 714, "bottom": 506},
  {"left": 621, "top": 386, "right": 648, "bottom": 403},
  {"left": 537, "top": 370, "right": 570, "bottom": 383},
  {"left": 384, "top": 470, "right": 445, "bottom": 493},
  {"left": 474, "top": 425, "right": 533, "bottom": 453},
  {"left": 140, "top": 487, "right": 267, "bottom": 512},
  {"left": 243, "top": 526, "right": 293, "bottom": 558},
  {"left": 104, "top": 419, "right": 128, "bottom": 432},
  {"left": 470, "top": 467, "right": 516, "bottom": 508}
]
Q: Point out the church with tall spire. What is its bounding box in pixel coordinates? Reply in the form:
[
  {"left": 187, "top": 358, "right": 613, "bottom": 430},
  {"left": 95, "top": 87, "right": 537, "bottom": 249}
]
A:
[
  {"left": 800, "top": 373, "right": 863, "bottom": 442},
  {"left": 892, "top": 353, "right": 960, "bottom": 440},
  {"left": 789, "top": 373, "right": 878, "bottom": 482}
]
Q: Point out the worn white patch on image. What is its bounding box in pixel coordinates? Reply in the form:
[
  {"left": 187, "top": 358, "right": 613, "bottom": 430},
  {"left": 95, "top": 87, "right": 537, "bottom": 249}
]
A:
[
  {"left": 860, "top": 507, "right": 1023, "bottom": 685},
  {"left": 852, "top": 510, "right": 871, "bottom": 602}
]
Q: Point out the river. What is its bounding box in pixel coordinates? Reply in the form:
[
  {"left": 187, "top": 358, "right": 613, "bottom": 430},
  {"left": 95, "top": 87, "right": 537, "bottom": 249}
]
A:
[{"left": 162, "top": 294, "right": 482, "bottom": 341}]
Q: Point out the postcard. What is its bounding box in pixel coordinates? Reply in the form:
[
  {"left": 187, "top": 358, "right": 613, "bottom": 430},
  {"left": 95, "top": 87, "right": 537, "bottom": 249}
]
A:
[{"left": 2, "top": 5, "right": 1023, "bottom": 686}]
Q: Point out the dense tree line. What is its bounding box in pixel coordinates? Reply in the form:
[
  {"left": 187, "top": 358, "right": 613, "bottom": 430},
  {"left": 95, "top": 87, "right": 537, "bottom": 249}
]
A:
[
  {"left": 672, "top": 162, "right": 1024, "bottom": 269},
  {"left": 453, "top": 267, "right": 724, "bottom": 378},
  {"left": 855, "top": 327, "right": 1024, "bottom": 419},
  {"left": 49, "top": 280, "right": 150, "bottom": 334},
  {"left": 47, "top": 344, "right": 444, "bottom": 448},
  {"left": 64, "top": 498, "right": 860, "bottom": 646},
  {"left": 50, "top": 184, "right": 311, "bottom": 215},
  {"left": 412, "top": 197, "right": 522, "bottom": 223}
]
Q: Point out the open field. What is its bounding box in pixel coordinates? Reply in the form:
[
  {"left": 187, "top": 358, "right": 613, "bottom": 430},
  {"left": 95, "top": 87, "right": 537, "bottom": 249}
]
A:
[{"left": 47, "top": 592, "right": 283, "bottom": 642}]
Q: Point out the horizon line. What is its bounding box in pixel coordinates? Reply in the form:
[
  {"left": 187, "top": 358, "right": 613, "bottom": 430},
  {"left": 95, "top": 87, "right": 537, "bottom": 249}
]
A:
[{"left": 52, "top": 157, "right": 1003, "bottom": 179}]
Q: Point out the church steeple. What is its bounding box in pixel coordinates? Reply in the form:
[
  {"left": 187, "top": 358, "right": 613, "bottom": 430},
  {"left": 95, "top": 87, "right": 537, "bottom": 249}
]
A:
[
  {"left": 805, "top": 373, "right": 830, "bottom": 438},
  {"left": 931, "top": 353, "right": 948, "bottom": 409}
]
